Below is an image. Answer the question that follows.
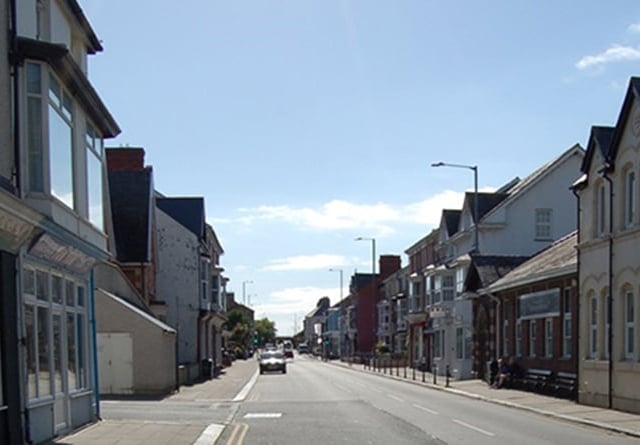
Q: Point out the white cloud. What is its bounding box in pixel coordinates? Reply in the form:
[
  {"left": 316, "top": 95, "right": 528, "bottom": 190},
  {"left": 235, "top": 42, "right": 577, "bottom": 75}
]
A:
[
  {"left": 232, "top": 191, "right": 467, "bottom": 236},
  {"left": 628, "top": 23, "right": 640, "bottom": 34},
  {"left": 262, "top": 254, "right": 349, "bottom": 271},
  {"left": 240, "top": 200, "right": 400, "bottom": 235},
  {"left": 576, "top": 44, "right": 640, "bottom": 70}
]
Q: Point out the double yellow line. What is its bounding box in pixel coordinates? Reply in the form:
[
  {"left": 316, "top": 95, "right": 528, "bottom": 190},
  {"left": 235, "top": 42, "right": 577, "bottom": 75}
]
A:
[{"left": 224, "top": 422, "right": 248, "bottom": 445}]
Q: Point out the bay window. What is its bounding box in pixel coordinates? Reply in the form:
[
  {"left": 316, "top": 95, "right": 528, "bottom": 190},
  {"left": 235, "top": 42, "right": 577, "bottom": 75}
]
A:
[{"left": 25, "top": 61, "right": 106, "bottom": 229}]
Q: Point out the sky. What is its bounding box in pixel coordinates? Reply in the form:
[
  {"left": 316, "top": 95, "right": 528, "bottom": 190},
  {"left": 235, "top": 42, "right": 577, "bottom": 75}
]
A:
[{"left": 81, "top": 1, "right": 640, "bottom": 336}]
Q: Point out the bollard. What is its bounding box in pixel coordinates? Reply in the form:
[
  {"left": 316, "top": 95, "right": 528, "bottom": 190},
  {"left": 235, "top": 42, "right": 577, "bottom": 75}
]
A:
[
  {"left": 446, "top": 365, "right": 451, "bottom": 388},
  {"left": 433, "top": 365, "right": 437, "bottom": 385},
  {"left": 403, "top": 362, "right": 407, "bottom": 379},
  {"left": 396, "top": 360, "right": 399, "bottom": 377},
  {"left": 422, "top": 366, "right": 425, "bottom": 383},
  {"left": 412, "top": 365, "right": 416, "bottom": 381}
]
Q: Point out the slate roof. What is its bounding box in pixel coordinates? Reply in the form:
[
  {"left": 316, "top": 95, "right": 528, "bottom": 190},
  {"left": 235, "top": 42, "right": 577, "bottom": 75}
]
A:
[
  {"left": 108, "top": 170, "right": 152, "bottom": 263},
  {"left": 607, "top": 77, "right": 640, "bottom": 164},
  {"left": 464, "top": 192, "right": 509, "bottom": 223},
  {"left": 481, "top": 231, "right": 578, "bottom": 294},
  {"left": 464, "top": 254, "right": 530, "bottom": 291},
  {"left": 99, "top": 289, "right": 176, "bottom": 333},
  {"left": 156, "top": 197, "right": 205, "bottom": 238},
  {"left": 581, "top": 126, "right": 615, "bottom": 175},
  {"left": 442, "top": 210, "right": 461, "bottom": 236}
]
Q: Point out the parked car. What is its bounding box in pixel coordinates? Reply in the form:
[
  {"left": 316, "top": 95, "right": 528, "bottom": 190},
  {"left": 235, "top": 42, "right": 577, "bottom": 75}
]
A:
[
  {"left": 283, "top": 342, "right": 294, "bottom": 358},
  {"left": 259, "top": 351, "right": 287, "bottom": 374}
]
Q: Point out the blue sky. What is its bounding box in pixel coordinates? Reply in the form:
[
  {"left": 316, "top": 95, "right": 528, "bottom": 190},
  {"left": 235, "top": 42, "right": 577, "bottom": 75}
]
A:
[{"left": 83, "top": 1, "right": 640, "bottom": 335}]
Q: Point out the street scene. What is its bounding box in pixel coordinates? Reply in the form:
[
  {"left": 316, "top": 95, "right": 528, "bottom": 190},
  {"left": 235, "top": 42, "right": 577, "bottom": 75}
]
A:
[
  {"left": 55, "top": 353, "right": 640, "bottom": 444},
  {"left": 2, "top": 1, "right": 640, "bottom": 444}
]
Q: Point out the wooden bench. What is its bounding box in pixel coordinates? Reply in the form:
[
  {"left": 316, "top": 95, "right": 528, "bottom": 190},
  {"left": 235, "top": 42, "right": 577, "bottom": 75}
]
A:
[
  {"left": 552, "top": 371, "right": 577, "bottom": 399},
  {"left": 522, "top": 368, "right": 553, "bottom": 393}
]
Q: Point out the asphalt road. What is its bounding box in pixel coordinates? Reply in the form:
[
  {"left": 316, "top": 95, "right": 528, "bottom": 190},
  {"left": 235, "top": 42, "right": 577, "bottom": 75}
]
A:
[{"left": 223, "top": 355, "right": 637, "bottom": 445}]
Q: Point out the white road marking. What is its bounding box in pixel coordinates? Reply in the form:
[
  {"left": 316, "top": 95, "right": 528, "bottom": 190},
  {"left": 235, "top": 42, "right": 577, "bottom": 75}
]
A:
[
  {"left": 452, "top": 419, "right": 495, "bottom": 437},
  {"left": 233, "top": 369, "right": 259, "bottom": 402},
  {"left": 370, "top": 387, "right": 382, "bottom": 393},
  {"left": 193, "top": 423, "right": 225, "bottom": 445},
  {"left": 244, "top": 413, "right": 282, "bottom": 419},
  {"left": 334, "top": 383, "right": 352, "bottom": 393},
  {"left": 412, "top": 404, "right": 438, "bottom": 415},
  {"left": 387, "top": 394, "right": 404, "bottom": 402}
]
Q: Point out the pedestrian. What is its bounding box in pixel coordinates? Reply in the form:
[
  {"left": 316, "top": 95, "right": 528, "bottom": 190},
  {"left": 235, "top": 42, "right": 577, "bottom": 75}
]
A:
[{"left": 489, "top": 358, "right": 498, "bottom": 387}]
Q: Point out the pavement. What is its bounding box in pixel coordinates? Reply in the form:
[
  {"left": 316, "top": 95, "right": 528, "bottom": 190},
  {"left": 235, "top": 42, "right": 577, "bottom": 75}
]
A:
[{"left": 54, "top": 355, "right": 640, "bottom": 444}]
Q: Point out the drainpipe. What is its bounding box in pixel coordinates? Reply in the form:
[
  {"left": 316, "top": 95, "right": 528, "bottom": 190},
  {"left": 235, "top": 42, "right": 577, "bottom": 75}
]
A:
[
  {"left": 89, "top": 271, "right": 101, "bottom": 419},
  {"left": 9, "top": 0, "right": 20, "bottom": 195},
  {"left": 601, "top": 167, "right": 614, "bottom": 409},
  {"left": 570, "top": 186, "right": 581, "bottom": 393}
]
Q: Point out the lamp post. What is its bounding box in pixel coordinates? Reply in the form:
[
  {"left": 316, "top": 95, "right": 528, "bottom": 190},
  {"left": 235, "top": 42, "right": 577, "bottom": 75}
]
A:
[
  {"left": 329, "top": 268, "right": 344, "bottom": 300},
  {"left": 242, "top": 280, "right": 253, "bottom": 305},
  {"left": 431, "top": 162, "right": 479, "bottom": 253},
  {"left": 355, "top": 237, "right": 376, "bottom": 275}
]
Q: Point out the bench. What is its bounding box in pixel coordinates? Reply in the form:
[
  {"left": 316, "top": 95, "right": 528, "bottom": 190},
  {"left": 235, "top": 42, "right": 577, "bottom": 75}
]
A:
[
  {"left": 552, "top": 371, "right": 577, "bottom": 399},
  {"left": 522, "top": 368, "right": 553, "bottom": 393}
]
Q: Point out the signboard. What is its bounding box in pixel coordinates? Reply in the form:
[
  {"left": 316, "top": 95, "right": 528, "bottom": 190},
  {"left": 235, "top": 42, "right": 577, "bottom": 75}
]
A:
[{"left": 518, "top": 288, "right": 560, "bottom": 320}]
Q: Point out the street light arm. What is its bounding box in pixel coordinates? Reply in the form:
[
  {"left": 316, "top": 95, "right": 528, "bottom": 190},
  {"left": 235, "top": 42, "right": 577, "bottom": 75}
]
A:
[{"left": 431, "top": 161, "right": 476, "bottom": 171}]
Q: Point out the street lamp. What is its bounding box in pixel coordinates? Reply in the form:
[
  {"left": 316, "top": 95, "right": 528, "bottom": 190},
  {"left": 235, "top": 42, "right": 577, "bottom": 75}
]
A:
[
  {"left": 431, "top": 161, "right": 479, "bottom": 253},
  {"left": 329, "top": 268, "right": 344, "bottom": 300},
  {"left": 242, "top": 280, "right": 253, "bottom": 305},
  {"left": 355, "top": 237, "right": 376, "bottom": 275}
]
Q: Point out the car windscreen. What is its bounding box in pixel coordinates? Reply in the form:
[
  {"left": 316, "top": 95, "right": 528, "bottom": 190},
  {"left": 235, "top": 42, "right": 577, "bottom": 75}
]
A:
[{"left": 261, "top": 352, "right": 284, "bottom": 359}]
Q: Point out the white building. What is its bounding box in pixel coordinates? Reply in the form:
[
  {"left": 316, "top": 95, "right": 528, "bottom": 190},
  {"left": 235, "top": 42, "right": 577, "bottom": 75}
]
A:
[
  {"left": 426, "top": 144, "right": 585, "bottom": 379},
  {"left": 574, "top": 77, "right": 640, "bottom": 414}
]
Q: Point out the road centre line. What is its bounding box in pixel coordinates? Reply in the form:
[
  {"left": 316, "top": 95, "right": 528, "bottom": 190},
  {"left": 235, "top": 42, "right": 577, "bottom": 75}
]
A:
[
  {"left": 387, "top": 394, "right": 405, "bottom": 402},
  {"left": 412, "top": 404, "right": 438, "bottom": 415},
  {"left": 452, "top": 419, "right": 495, "bottom": 437}
]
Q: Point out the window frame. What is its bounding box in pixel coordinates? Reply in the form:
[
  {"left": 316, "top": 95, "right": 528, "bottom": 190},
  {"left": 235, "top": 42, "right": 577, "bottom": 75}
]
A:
[
  {"left": 625, "top": 290, "right": 635, "bottom": 360},
  {"left": 563, "top": 288, "right": 572, "bottom": 358},
  {"left": 534, "top": 208, "right": 553, "bottom": 240},
  {"left": 529, "top": 320, "right": 537, "bottom": 358},
  {"left": 544, "top": 318, "right": 553, "bottom": 358},
  {"left": 597, "top": 183, "right": 607, "bottom": 237},
  {"left": 624, "top": 169, "right": 636, "bottom": 228},
  {"left": 23, "top": 264, "right": 90, "bottom": 403},
  {"left": 590, "top": 296, "right": 598, "bottom": 359}
]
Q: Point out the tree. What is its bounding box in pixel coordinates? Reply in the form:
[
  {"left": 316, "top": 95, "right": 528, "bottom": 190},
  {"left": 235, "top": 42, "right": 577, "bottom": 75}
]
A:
[
  {"left": 254, "top": 317, "right": 277, "bottom": 346},
  {"left": 225, "top": 309, "right": 252, "bottom": 347}
]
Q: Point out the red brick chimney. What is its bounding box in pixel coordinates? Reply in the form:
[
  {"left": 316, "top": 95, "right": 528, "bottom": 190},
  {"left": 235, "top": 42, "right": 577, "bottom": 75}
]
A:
[
  {"left": 379, "top": 255, "right": 401, "bottom": 280},
  {"left": 106, "top": 147, "right": 146, "bottom": 172}
]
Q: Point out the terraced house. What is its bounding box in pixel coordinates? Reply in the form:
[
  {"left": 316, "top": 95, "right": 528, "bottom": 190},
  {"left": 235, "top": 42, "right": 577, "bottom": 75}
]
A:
[{"left": 1, "top": 0, "right": 120, "bottom": 442}]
